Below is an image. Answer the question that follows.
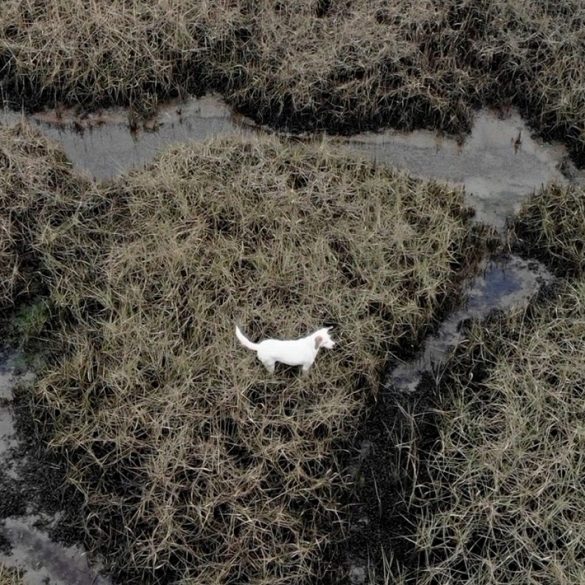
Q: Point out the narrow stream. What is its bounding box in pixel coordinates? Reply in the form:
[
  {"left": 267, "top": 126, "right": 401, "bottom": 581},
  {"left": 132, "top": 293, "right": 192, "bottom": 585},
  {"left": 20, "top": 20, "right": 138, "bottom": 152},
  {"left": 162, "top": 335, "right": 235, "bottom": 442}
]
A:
[{"left": 0, "top": 95, "right": 579, "bottom": 584}]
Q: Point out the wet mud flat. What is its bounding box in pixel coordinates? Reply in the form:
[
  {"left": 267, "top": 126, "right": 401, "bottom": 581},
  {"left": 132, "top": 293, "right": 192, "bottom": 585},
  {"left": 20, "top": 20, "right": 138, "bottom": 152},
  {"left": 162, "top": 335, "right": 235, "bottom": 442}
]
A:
[
  {"left": 0, "top": 95, "right": 582, "bottom": 583},
  {"left": 0, "top": 348, "right": 111, "bottom": 585}
]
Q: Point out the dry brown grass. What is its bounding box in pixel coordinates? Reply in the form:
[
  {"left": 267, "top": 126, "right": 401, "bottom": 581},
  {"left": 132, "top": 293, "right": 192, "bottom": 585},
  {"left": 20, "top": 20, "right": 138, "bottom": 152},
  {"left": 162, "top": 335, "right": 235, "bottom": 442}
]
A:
[
  {"left": 0, "top": 122, "right": 488, "bottom": 583},
  {"left": 512, "top": 183, "right": 585, "bottom": 277},
  {"left": 0, "top": 122, "right": 96, "bottom": 309},
  {"left": 1, "top": 1, "right": 585, "bottom": 161},
  {"left": 410, "top": 280, "right": 585, "bottom": 585},
  {"left": 0, "top": 566, "right": 24, "bottom": 585},
  {"left": 354, "top": 166, "right": 585, "bottom": 583}
]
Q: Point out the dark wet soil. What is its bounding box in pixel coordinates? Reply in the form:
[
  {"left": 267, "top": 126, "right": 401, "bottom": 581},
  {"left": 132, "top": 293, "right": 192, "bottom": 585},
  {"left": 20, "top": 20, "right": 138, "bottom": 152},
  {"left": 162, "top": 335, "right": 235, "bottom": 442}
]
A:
[{"left": 0, "top": 348, "right": 110, "bottom": 585}]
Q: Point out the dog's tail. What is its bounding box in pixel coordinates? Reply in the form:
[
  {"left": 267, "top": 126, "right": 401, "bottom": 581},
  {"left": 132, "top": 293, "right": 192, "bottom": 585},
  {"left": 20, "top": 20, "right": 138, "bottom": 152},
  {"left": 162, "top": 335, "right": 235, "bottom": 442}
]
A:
[{"left": 235, "top": 325, "right": 259, "bottom": 351}]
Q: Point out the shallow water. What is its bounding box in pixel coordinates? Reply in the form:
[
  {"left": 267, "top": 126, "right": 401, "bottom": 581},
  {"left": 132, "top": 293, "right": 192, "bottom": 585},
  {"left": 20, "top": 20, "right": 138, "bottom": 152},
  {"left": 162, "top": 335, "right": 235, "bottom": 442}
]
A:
[
  {"left": 1, "top": 96, "right": 249, "bottom": 181},
  {"left": 1, "top": 96, "right": 578, "bottom": 229},
  {"left": 343, "top": 110, "right": 573, "bottom": 229},
  {"left": 389, "top": 255, "right": 553, "bottom": 392},
  {"left": 0, "top": 349, "right": 111, "bottom": 585},
  {"left": 1, "top": 516, "right": 110, "bottom": 585}
]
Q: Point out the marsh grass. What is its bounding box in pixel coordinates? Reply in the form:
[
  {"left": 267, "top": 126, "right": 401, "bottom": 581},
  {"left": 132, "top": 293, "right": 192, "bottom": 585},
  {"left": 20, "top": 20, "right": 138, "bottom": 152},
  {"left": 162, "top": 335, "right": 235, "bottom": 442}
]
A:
[
  {"left": 410, "top": 281, "right": 585, "bottom": 585},
  {"left": 1, "top": 1, "right": 585, "bottom": 160},
  {"left": 360, "top": 174, "right": 585, "bottom": 584},
  {"left": 0, "top": 123, "right": 487, "bottom": 583},
  {"left": 0, "top": 123, "right": 96, "bottom": 309},
  {"left": 0, "top": 566, "right": 24, "bottom": 585},
  {"left": 512, "top": 183, "right": 585, "bottom": 277}
]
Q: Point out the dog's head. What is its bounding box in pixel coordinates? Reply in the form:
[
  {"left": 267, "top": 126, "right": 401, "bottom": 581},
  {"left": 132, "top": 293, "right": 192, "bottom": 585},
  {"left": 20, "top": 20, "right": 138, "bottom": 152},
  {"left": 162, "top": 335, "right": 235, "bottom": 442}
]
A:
[{"left": 314, "top": 327, "right": 335, "bottom": 350}]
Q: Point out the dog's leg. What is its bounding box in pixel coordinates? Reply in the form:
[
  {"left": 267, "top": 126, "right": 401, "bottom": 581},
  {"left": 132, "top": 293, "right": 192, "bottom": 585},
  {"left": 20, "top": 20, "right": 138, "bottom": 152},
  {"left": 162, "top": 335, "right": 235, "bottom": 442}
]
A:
[
  {"left": 301, "top": 363, "right": 312, "bottom": 376},
  {"left": 261, "top": 358, "right": 276, "bottom": 374}
]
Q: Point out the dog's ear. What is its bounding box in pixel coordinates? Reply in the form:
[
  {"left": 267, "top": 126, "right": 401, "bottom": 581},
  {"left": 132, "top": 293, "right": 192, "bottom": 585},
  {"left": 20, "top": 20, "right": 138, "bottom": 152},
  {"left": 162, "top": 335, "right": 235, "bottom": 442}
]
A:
[{"left": 314, "top": 335, "right": 323, "bottom": 349}]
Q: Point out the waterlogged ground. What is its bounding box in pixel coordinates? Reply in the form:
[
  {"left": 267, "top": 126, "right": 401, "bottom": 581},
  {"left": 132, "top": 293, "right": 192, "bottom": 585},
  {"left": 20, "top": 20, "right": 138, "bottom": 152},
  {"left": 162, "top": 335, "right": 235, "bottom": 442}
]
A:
[
  {"left": 2, "top": 95, "right": 581, "bottom": 229},
  {"left": 0, "top": 95, "right": 580, "bottom": 583},
  {"left": 0, "top": 350, "right": 111, "bottom": 585}
]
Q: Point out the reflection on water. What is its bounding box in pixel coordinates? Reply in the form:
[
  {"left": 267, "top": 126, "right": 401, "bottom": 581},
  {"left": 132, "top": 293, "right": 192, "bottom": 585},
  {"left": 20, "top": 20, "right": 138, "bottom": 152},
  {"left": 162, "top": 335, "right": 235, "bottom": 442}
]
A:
[
  {"left": 1, "top": 96, "right": 251, "bottom": 181},
  {"left": 389, "top": 255, "right": 553, "bottom": 392},
  {"left": 1, "top": 97, "right": 578, "bottom": 229},
  {"left": 343, "top": 110, "right": 569, "bottom": 229},
  {"left": 0, "top": 348, "right": 111, "bottom": 585}
]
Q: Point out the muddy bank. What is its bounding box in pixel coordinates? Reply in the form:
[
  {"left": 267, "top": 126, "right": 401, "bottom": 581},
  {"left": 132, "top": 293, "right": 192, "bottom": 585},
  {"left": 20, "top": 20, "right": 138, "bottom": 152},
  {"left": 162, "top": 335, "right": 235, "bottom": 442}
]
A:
[
  {"left": 342, "top": 253, "right": 553, "bottom": 582},
  {"left": 388, "top": 254, "right": 553, "bottom": 392}
]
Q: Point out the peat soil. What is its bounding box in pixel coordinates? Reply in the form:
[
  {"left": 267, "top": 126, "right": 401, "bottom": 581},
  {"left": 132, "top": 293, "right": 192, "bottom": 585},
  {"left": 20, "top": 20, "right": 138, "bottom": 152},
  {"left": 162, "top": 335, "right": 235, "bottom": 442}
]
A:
[{"left": 0, "top": 96, "right": 581, "bottom": 583}]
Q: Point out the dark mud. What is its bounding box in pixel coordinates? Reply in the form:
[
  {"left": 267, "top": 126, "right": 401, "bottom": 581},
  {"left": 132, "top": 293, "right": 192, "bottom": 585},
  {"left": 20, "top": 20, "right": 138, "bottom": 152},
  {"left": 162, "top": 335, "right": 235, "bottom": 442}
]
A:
[{"left": 0, "top": 348, "right": 111, "bottom": 585}]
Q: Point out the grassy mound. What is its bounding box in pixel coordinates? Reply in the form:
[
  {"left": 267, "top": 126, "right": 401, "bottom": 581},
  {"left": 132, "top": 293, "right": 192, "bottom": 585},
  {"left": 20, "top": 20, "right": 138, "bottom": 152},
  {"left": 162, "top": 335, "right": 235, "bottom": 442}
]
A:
[
  {"left": 0, "top": 123, "right": 95, "bottom": 310},
  {"left": 512, "top": 183, "right": 585, "bottom": 277},
  {"left": 1, "top": 1, "right": 585, "bottom": 161},
  {"left": 0, "top": 125, "right": 489, "bottom": 583},
  {"left": 409, "top": 281, "right": 585, "bottom": 585}
]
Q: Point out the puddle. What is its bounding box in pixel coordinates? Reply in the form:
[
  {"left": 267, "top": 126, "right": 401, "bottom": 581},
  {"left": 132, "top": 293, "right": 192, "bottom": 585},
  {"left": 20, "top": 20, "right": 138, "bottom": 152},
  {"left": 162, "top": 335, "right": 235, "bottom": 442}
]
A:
[
  {"left": 343, "top": 109, "right": 573, "bottom": 229},
  {"left": 0, "top": 348, "right": 111, "bottom": 585},
  {"left": 0, "top": 95, "right": 251, "bottom": 181},
  {"left": 0, "top": 517, "right": 109, "bottom": 585},
  {"left": 389, "top": 255, "right": 553, "bottom": 392}
]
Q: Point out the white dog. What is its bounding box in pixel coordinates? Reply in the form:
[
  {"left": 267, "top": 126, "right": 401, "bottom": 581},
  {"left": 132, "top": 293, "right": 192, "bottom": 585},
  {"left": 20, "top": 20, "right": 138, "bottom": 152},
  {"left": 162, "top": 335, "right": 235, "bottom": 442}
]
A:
[{"left": 235, "top": 325, "right": 335, "bottom": 374}]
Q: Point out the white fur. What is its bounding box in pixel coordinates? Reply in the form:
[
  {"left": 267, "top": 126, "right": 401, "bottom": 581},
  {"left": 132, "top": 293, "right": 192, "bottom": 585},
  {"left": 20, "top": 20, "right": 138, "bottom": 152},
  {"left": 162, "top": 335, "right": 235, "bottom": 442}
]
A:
[{"left": 235, "top": 325, "right": 335, "bottom": 374}]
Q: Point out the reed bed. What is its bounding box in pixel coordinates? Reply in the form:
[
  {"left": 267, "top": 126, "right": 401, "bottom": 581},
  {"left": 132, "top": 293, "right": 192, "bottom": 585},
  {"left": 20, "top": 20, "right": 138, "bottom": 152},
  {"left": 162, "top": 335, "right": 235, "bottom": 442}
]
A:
[
  {"left": 0, "top": 123, "right": 485, "bottom": 583},
  {"left": 411, "top": 280, "right": 585, "bottom": 585}
]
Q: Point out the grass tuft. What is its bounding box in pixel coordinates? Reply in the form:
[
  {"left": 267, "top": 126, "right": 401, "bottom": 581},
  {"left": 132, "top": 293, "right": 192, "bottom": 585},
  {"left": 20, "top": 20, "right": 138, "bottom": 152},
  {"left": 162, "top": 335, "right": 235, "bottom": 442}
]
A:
[
  {"left": 0, "top": 122, "right": 96, "bottom": 309},
  {"left": 512, "top": 183, "right": 585, "bottom": 277},
  {"left": 0, "top": 566, "right": 24, "bottom": 585}
]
